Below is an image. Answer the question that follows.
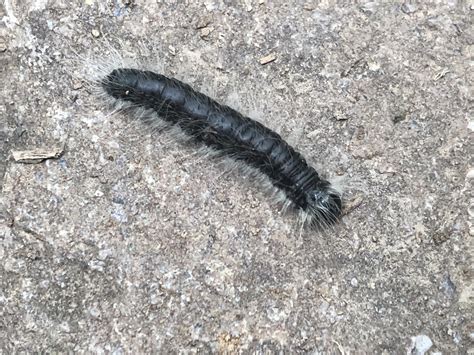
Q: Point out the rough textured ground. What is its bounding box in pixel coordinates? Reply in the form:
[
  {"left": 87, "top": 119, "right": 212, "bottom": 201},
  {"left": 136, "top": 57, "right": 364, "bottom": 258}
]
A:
[{"left": 1, "top": 0, "right": 472, "bottom": 353}]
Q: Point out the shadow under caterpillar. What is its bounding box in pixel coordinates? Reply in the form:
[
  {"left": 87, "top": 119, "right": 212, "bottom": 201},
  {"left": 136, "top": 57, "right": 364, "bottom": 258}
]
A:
[{"left": 102, "top": 68, "right": 342, "bottom": 229}]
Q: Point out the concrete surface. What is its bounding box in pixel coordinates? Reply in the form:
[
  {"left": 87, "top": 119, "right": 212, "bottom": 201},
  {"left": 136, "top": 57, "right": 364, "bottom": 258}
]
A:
[{"left": 1, "top": 0, "right": 473, "bottom": 353}]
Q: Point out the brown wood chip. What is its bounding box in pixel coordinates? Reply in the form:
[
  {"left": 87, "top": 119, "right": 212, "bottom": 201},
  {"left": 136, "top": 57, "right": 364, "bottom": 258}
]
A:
[
  {"left": 12, "top": 146, "right": 64, "bottom": 164},
  {"left": 259, "top": 53, "right": 277, "bottom": 65}
]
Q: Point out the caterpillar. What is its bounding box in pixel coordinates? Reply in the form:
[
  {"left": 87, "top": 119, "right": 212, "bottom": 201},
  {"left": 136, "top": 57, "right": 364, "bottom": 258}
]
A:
[{"left": 102, "top": 68, "right": 342, "bottom": 228}]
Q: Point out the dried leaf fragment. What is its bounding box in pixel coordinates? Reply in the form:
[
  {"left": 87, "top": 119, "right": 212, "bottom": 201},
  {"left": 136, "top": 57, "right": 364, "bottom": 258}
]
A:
[{"left": 342, "top": 195, "right": 364, "bottom": 215}]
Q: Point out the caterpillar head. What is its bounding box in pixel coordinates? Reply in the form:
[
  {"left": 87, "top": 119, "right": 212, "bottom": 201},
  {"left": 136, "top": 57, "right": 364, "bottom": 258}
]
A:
[{"left": 304, "top": 182, "right": 342, "bottom": 227}]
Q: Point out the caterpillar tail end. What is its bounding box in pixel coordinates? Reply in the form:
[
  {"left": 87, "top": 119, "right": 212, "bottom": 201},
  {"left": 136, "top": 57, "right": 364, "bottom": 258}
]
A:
[{"left": 102, "top": 69, "right": 128, "bottom": 99}]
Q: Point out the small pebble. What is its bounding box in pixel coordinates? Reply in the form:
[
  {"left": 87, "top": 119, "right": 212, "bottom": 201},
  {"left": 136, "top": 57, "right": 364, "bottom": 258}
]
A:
[
  {"left": 0, "top": 37, "right": 6, "bottom": 52},
  {"left": 409, "top": 335, "right": 433, "bottom": 355},
  {"left": 195, "top": 17, "right": 211, "bottom": 29},
  {"left": 91, "top": 28, "right": 101, "bottom": 38},
  {"left": 360, "top": 2, "right": 378, "bottom": 14},
  {"left": 401, "top": 3, "right": 418, "bottom": 14},
  {"left": 89, "top": 306, "right": 101, "bottom": 318},
  {"left": 350, "top": 278, "right": 358, "bottom": 287},
  {"left": 468, "top": 204, "right": 474, "bottom": 218},
  {"left": 72, "top": 80, "right": 83, "bottom": 90},
  {"left": 441, "top": 274, "right": 456, "bottom": 298},
  {"left": 200, "top": 27, "right": 213, "bottom": 38}
]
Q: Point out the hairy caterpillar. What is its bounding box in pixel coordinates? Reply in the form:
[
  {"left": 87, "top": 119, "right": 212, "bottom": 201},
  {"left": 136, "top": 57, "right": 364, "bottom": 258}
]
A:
[{"left": 102, "top": 68, "right": 342, "bottom": 228}]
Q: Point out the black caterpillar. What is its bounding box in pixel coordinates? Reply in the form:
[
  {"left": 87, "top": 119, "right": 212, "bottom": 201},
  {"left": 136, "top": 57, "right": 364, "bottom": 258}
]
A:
[{"left": 102, "top": 68, "right": 342, "bottom": 228}]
